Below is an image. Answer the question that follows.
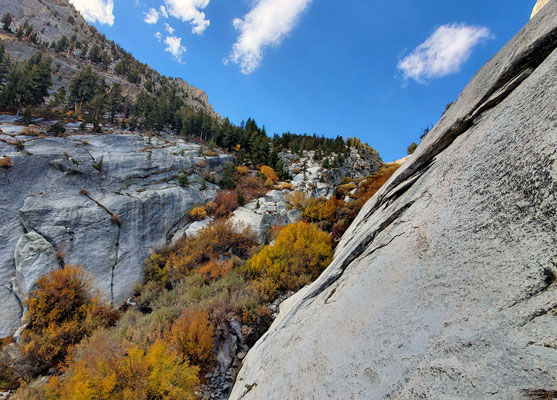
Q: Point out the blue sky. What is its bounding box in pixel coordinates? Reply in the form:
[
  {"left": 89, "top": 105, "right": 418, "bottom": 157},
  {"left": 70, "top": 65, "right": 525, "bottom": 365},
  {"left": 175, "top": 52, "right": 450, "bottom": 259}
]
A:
[{"left": 72, "top": 0, "right": 535, "bottom": 161}]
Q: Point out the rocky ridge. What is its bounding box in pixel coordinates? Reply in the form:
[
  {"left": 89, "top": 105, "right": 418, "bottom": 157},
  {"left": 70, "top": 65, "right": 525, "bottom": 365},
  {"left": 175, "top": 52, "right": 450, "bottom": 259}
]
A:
[
  {"left": 0, "top": 0, "right": 218, "bottom": 117},
  {"left": 230, "top": 4, "right": 557, "bottom": 399},
  {"left": 0, "top": 118, "right": 233, "bottom": 337},
  {"left": 230, "top": 148, "right": 381, "bottom": 242}
]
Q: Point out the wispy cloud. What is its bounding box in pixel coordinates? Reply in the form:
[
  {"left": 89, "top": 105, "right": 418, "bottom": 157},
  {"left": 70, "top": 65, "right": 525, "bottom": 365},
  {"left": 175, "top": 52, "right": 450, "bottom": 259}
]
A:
[
  {"left": 144, "top": 7, "right": 159, "bottom": 24},
  {"left": 163, "top": 0, "right": 211, "bottom": 34},
  {"left": 164, "top": 22, "right": 175, "bottom": 34},
  {"left": 227, "top": 0, "right": 313, "bottom": 74},
  {"left": 155, "top": 31, "right": 163, "bottom": 42},
  {"left": 164, "top": 35, "right": 187, "bottom": 62},
  {"left": 69, "top": 0, "right": 114, "bottom": 25},
  {"left": 397, "top": 23, "right": 492, "bottom": 84}
]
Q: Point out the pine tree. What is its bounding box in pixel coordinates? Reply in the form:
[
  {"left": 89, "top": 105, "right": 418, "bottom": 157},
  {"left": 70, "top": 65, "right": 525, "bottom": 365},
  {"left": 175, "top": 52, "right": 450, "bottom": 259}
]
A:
[
  {"left": 108, "top": 82, "right": 122, "bottom": 123},
  {"left": 0, "top": 52, "right": 52, "bottom": 113},
  {"left": 68, "top": 66, "right": 98, "bottom": 114},
  {"left": 88, "top": 44, "right": 102, "bottom": 63},
  {"left": 1, "top": 13, "right": 11, "bottom": 31}
]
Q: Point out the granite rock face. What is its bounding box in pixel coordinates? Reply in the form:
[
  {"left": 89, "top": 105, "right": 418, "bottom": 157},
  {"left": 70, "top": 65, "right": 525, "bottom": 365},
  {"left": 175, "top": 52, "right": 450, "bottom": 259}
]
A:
[
  {"left": 231, "top": 4, "right": 557, "bottom": 399},
  {"left": 532, "top": 0, "right": 551, "bottom": 18},
  {"left": 230, "top": 149, "right": 382, "bottom": 242},
  {"left": 0, "top": 130, "right": 232, "bottom": 337}
]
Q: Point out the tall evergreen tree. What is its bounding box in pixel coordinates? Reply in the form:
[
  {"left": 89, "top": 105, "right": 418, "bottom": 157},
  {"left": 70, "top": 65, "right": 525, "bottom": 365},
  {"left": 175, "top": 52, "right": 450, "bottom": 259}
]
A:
[
  {"left": 0, "top": 52, "right": 52, "bottom": 113},
  {"left": 67, "top": 66, "right": 98, "bottom": 114}
]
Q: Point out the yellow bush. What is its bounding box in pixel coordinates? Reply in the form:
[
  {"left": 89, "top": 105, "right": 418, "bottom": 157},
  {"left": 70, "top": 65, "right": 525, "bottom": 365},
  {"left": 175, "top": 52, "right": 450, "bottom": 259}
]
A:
[
  {"left": 303, "top": 197, "right": 343, "bottom": 224},
  {"left": 285, "top": 191, "right": 307, "bottom": 211},
  {"left": 188, "top": 207, "right": 207, "bottom": 222},
  {"left": 246, "top": 222, "right": 332, "bottom": 299},
  {"left": 259, "top": 166, "right": 279, "bottom": 187},
  {"left": 236, "top": 165, "right": 250, "bottom": 175},
  {"left": 168, "top": 310, "right": 214, "bottom": 368},
  {"left": 47, "top": 337, "right": 199, "bottom": 400}
]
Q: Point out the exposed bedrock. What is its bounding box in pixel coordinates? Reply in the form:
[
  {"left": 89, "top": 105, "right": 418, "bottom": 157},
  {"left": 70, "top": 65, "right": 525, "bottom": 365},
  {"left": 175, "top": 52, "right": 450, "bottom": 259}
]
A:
[
  {"left": 231, "top": 4, "right": 557, "bottom": 399},
  {"left": 0, "top": 133, "right": 232, "bottom": 337}
]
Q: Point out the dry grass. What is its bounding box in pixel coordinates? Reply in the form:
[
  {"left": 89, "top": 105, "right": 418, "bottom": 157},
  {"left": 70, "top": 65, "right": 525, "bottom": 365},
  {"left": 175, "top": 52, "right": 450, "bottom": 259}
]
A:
[
  {"left": 22, "top": 126, "right": 41, "bottom": 136},
  {"left": 0, "top": 156, "right": 13, "bottom": 169}
]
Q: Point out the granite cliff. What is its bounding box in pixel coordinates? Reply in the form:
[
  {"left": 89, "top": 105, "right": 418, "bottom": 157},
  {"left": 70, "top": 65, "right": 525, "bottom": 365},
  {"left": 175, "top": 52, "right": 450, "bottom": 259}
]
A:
[{"left": 231, "top": 3, "right": 557, "bottom": 399}]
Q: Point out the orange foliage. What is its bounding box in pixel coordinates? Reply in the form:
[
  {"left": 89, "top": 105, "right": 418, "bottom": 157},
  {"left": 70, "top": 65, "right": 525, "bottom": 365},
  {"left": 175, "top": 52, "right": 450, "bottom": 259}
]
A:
[
  {"left": 47, "top": 336, "right": 199, "bottom": 400},
  {"left": 246, "top": 222, "right": 333, "bottom": 300},
  {"left": 148, "top": 221, "right": 258, "bottom": 282},
  {"left": 235, "top": 165, "right": 250, "bottom": 175},
  {"left": 168, "top": 310, "right": 214, "bottom": 368},
  {"left": 213, "top": 190, "right": 238, "bottom": 218},
  {"left": 22, "top": 126, "right": 41, "bottom": 136},
  {"left": 235, "top": 174, "right": 267, "bottom": 202},
  {"left": 21, "top": 266, "right": 117, "bottom": 373},
  {"left": 196, "top": 259, "right": 234, "bottom": 283},
  {"left": 259, "top": 166, "right": 279, "bottom": 187},
  {"left": 0, "top": 156, "right": 13, "bottom": 169},
  {"left": 353, "top": 163, "right": 400, "bottom": 207}
]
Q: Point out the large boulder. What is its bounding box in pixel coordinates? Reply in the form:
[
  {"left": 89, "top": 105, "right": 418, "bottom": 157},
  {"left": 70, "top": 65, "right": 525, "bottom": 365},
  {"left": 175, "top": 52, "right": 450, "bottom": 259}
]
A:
[
  {"left": 231, "top": 4, "right": 557, "bottom": 399},
  {"left": 0, "top": 132, "right": 232, "bottom": 337}
]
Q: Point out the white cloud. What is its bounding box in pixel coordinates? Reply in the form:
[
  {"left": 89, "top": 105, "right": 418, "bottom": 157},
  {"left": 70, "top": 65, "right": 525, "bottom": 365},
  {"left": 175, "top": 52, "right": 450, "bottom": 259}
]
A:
[
  {"left": 164, "top": 0, "right": 211, "bottom": 34},
  {"left": 155, "top": 31, "right": 163, "bottom": 42},
  {"left": 397, "top": 23, "right": 492, "bottom": 83},
  {"left": 69, "top": 0, "right": 114, "bottom": 25},
  {"left": 144, "top": 7, "right": 159, "bottom": 24},
  {"left": 227, "top": 0, "right": 313, "bottom": 74},
  {"left": 164, "top": 22, "right": 175, "bottom": 34},
  {"left": 159, "top": 5, "right": 169, "bottom": 18},
  {"left": 164, "top": 35, "right": 187, "bottom": 62}
]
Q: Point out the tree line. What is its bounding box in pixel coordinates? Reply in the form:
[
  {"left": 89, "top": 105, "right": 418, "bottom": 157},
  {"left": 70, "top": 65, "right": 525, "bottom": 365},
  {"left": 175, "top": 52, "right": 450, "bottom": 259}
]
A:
[{"left": 0, "top": 42, "right": 378, "bottom": 173}]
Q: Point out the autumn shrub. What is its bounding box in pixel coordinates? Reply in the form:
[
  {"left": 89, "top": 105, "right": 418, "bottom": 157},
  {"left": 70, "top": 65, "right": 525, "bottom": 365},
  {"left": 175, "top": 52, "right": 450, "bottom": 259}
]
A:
[
  {"left": 302, "top": 197, "right": 345, "bottom": 230},
  {"left": 286, "top": 191, "right": 307, "bottom": 211},
  {"left": 337, "top": 183, "right": 357, "bottom": 197},
  {"left": 213, "top": 190, "right": 239, "bottom": 218},
  {"left": 0, "top": 156, "right": 13, "bottom": 169},
  {"left": 20, "top": 265, "right": 117, "bottom": 374},
  {"left": 352, "top": 163, "right": 399, "bottom": 208},
  {"left": 196, "top": 259, "right": 234, "bottom": 283},
  {"left": 245, "top": 222, "right": 333, "bottom": 300},
  {"left": 204, "top": 201, "right": 217, "bottom": 215},
  {"left": 168, "top": 310, "right": 214, "bottom": 368},
  {"left": 279, "top": 182, "right": 294, "bottom": 191},
  {"left": 235, "top": 174, "right": 267, "bottom": 202},
  {"left": 22, "top": 126, "right": 41, "bottom": 136},
  {"left": 46, "top": 335, "right": 199, "bottom": 400},
  {"left": 149, "top": 222, "right": 258, "bottom": 282},
  {"left": 188, "top": 206, "right": 207, "bottom": 222},
  {"left": 236, "top": 165, "right": 250, "bottom": 175},
  {"left": 259, "top": 165, "right": 279, "bottom": 187}
]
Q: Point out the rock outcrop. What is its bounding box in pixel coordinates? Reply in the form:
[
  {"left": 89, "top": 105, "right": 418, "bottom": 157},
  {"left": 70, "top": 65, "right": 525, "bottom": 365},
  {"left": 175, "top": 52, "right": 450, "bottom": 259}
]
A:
[
  {"left": 231, "top": 3, "right": 557, "bottom": 399},
  {"left": 531, "top": 0, "right": 551, "bottom": 19},
  {"left": 0, "top": 124, "right": 232, "bottom": 337},
  {"left": 230, "top": 149, "right": 382, "bottom": 242}
]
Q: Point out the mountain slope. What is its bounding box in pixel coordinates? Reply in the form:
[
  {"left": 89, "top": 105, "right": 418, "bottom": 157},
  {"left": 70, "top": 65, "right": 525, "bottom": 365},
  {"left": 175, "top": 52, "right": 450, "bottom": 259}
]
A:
[
  {"left": 230, "top": 3, "right": 557, "bottom": 399},
  {"left": 0, "top": 0, "right": 218, "bottom": 116}
]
